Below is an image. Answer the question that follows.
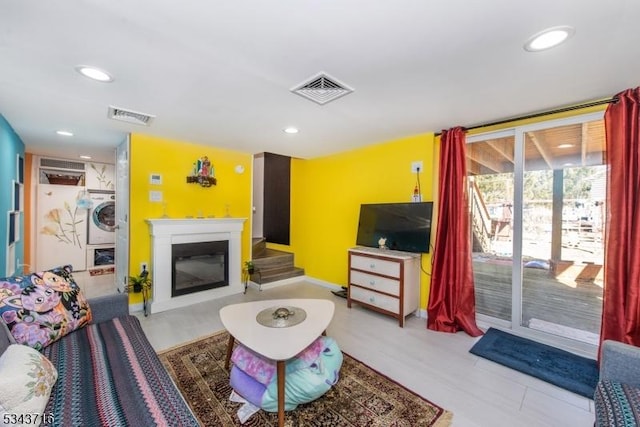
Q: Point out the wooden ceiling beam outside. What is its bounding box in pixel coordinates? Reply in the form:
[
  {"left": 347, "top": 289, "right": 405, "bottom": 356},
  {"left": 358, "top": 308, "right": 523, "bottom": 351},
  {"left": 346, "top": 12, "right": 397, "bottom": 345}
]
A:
[
  {"left": 466, "top": 146, "right": 506, "bottom": 173},
  {"left": 467, "top": 160, "right": 482, "bottom": 175},
  {"left": 466, "top": 118, "right": 604, "bottom": 176},
  {"left": 581, "top": 122, "right": 588, "bottom": 166},
  {"left": 486, "top": 139, "right": 514, "bottom": 164},
  {"left": 526, "top": 131, "right": 554, "bottom": 169}
]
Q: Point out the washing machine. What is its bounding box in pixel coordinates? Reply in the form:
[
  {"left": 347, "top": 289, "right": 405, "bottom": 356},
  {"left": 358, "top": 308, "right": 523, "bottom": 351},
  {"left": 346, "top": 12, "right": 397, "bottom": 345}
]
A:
[{"left": 88, "top": 191, "right": 116, "bottom": 244}]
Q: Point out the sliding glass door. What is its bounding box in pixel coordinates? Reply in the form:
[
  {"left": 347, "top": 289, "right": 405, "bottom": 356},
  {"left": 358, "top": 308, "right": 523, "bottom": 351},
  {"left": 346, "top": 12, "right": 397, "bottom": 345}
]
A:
[
  {"left": 467, "top": 112, "right": 605, "bottom": 353},
  {"left": 467, "top": 133, "right": 515, "bottom": 324}
]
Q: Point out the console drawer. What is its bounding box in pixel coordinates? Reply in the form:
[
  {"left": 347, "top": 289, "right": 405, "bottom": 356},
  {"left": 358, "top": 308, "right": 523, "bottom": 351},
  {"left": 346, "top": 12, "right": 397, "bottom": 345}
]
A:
[
  {"left": 350, "top": 255, "right": 400, "bottom": 278},
  {"left": 350, "top": 270, "right": 400, "bottom": 296},
  {"left": 350, "top": 286, "right": 399, "bottom": 314}
]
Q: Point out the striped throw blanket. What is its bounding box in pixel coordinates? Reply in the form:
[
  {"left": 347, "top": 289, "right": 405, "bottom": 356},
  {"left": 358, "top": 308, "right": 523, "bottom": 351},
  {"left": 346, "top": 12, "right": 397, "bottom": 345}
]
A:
[{"left": 41, "top": 315, "right": 199, "bottom": 427}]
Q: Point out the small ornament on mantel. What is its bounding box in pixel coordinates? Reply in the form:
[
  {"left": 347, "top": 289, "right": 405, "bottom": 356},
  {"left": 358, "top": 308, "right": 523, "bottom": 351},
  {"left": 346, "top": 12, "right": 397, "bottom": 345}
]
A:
[{"left": 378, "top": 237, "right": 388, "bottom": 250}]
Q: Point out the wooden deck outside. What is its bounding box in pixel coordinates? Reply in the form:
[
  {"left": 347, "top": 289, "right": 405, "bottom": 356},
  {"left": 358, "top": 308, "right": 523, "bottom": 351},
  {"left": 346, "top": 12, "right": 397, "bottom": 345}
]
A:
[{"left": 473, "top": 258, "right": 603, "bottom": 339}]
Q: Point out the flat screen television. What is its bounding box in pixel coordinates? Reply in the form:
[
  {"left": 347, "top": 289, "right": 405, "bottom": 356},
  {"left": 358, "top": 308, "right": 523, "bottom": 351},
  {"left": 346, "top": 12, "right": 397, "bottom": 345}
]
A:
[{"left": 356, "top": 202, "right": 433, "bottom": 253}]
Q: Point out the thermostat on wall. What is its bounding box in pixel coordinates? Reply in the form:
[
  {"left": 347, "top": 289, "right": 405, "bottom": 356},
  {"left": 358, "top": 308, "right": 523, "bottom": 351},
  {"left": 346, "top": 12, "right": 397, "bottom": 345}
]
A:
[{"left": 150, "top": 173, "right": 162, "bottom": 185}]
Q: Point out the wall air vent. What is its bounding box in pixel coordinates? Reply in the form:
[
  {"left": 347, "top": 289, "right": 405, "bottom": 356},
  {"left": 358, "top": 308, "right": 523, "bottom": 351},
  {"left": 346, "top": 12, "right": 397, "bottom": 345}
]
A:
[
  {"left": 291, "top": 72, "right": 354, "bottom": 105},
  {"left": 39, "top": 157, "right": 85, "bottom": 171},
  {"left": 107, "top": 106, "right": 155, "bottom": 126}
]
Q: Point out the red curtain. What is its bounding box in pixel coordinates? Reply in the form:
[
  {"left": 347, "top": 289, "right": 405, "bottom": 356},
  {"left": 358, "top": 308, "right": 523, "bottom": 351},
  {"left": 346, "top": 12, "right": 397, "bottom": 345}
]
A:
[
  {"left": 600, "top": 87, "right": 640, "bottom": 347},
  {"left": 427, "top": 127, "right": 483, "bottom": 337}
]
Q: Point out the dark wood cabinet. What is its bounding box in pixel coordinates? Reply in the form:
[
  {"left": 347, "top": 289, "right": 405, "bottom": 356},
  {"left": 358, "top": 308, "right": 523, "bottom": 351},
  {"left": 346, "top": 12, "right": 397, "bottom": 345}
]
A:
[{"left": 263, "top": 153, "right": 291, "bottom": 245}]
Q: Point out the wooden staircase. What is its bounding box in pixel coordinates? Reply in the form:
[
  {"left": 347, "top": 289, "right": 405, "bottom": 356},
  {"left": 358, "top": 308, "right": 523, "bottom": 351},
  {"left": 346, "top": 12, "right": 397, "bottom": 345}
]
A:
[
  {"left": 250, "top": 238, "right": 304, "bottom": 284},
  {"left": 469, "top": 179, "right": 494, "bottom": 253}
]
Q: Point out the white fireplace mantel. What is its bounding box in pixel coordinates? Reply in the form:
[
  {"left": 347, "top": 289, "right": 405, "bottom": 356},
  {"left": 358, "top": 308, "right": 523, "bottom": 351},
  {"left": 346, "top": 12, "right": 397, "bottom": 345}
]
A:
[{"left": 147, "top": 218, "right": 246, "bottom": 313}]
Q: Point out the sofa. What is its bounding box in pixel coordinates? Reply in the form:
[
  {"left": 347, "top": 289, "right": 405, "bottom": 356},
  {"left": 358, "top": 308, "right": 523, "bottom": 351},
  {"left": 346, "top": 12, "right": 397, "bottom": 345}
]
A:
[
  {"left": 594, "top": 340, "right": 640, "bottom": 426},
  {"left": 0, "top": 269, "right": 199, "bottom": 427}
]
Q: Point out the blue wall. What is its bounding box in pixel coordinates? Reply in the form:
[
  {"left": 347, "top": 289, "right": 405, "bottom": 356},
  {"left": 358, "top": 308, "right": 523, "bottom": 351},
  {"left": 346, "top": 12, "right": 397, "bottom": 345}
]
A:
[{"left": 0, "top": 114, "right": 25, "bottom": 277}]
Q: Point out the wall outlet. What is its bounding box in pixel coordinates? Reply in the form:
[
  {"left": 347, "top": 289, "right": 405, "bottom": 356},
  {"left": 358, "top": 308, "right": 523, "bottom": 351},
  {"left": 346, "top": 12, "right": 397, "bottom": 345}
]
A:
[
  {"left": 140, "top": 262, "right": 148, "bottom": 273},
  {"left": 149, "top": 190, "right": 163, "bottom": 202},
  {"left": 411, "top": 161, "right": 423, "bottom": 173}
]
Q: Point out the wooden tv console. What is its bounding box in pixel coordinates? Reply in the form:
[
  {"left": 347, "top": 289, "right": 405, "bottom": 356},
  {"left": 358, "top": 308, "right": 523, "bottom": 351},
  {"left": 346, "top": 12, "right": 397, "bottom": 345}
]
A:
[{"left": 347, "top": 246, "right": 420, "bottom": 327}]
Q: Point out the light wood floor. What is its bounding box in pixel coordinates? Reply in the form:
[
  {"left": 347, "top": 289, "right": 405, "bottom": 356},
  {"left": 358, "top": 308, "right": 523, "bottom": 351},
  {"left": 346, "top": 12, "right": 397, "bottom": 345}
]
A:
[{"left": 79, "top": 273, "right": 596, "bottom": 426}]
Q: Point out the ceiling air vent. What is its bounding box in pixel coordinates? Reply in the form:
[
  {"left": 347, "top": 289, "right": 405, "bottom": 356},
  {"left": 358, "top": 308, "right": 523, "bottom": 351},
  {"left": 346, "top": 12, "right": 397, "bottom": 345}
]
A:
[
  {"left": 291, "top": 72, "right": 354, "bottom": 105},
  {"left": 107, "top": 106, "right": 155, "bottom": 126}
]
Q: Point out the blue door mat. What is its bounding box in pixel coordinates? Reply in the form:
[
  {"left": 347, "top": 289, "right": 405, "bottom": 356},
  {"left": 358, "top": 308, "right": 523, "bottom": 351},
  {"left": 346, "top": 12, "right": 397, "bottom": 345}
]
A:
[{"left": 469, "top": 327, "right": 598, "bottom": 398}]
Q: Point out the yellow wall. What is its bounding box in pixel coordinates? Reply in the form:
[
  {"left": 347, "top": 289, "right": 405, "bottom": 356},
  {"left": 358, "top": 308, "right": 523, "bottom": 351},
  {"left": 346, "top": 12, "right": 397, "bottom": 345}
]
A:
[
  {"left": 128, "top": 134, "right": 253, "bottom": 304},
  {"left": 282, "top": 104, "right": 605, "bottom": 311},
  {"left": 124, "top": 131, "right": 437, "bottom": 308},
  {"left": 285, "top": 133, "right": 436, "bottom": 309},
  {"left": 125, "top": 102, "right": 605, "bottom": 308}
]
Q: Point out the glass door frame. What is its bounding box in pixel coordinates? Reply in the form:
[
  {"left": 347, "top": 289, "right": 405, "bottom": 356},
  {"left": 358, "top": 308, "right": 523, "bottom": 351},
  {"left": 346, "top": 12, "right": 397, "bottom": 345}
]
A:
[{"left": 468, "top": 111, "right": 604, "bottom": 358}]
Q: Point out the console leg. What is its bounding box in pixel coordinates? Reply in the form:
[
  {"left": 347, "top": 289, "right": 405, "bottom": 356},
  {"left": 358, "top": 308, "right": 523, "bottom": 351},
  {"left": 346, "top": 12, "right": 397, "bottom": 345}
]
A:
[{"left": 225, "top": 335, "right": 234, "bottom": 371}]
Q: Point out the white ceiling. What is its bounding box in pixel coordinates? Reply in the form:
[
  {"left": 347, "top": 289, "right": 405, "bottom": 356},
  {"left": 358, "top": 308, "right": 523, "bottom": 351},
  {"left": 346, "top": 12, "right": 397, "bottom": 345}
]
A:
[{"left": 1, "top": 1, "right": 639, "bottom": 164}]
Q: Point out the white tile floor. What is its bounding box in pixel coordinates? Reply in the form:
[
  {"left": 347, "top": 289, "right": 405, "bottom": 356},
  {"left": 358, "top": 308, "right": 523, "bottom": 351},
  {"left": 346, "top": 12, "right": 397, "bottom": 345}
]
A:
[{"left": 79, "top": 273, "right": 596, "bottom": 427}]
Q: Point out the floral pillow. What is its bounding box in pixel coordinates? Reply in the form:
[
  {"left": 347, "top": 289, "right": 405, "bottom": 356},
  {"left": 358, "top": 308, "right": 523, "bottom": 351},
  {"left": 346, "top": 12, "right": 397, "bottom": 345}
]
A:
[
  {"left": 0, "top": 265, "right": 92, "bottom": 350},
  {"left": 46, "top": 264, "right": 80, "bottom": 288},
  {"left": 0, "top": 344, "right": 58, "bottom": 425}
]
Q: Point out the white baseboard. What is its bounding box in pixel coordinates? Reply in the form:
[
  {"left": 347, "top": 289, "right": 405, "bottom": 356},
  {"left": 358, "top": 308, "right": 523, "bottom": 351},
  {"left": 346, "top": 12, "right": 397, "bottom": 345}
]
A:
[
  {"left": 304, "top": 276, "right": 344, "bottom": 290},
  {"left": 128, "top": 302, "right": 144, "bottom": 313},
  {"left": 128, "top": 278, "right": 427, "bottom": 321},
  {"left": 305, "top": 277, "right": 426, "bottom": 319}
]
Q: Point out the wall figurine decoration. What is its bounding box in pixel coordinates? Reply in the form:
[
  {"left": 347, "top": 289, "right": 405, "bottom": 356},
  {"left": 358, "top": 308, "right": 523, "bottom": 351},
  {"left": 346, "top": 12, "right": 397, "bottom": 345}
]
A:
[{"left": 187, "top": 156, "right": 217, "bottom": 187}]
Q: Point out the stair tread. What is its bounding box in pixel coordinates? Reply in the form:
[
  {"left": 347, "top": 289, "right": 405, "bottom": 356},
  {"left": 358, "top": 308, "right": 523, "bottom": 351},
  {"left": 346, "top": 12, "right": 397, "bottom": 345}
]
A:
[
  {"left": 255, "top": 265, "right": 303, "bottom": 274},
  {"left": 252, "top": 238, "right": 267, "bottom": 257},
  {"left": 253, "top": 248, "right": 294, "bottom": 259},
  {"left": 252, "top": 266, "right": 304, "bottom": 284},
  {"left": 253, "top": 255, "right": 293, "bottom": 264},
  {"left": 249, "top": 247, "right": 302, "bottom": 284}
]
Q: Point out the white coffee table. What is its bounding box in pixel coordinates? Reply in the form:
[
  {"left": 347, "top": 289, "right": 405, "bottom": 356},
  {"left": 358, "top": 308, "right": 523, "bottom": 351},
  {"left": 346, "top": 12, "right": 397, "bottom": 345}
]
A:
[{"left": 219, "top": 298, "right": 335, "bottom": 427}]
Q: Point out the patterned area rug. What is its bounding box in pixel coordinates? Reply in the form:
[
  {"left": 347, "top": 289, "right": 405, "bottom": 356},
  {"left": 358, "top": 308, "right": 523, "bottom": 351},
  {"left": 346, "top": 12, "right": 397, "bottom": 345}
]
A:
[{"left": 158, "top": 331, "right": 452, "bottom": 426}]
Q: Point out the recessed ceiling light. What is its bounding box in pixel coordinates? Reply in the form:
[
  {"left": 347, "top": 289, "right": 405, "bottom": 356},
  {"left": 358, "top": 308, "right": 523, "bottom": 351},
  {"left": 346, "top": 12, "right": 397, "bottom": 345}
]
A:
[
  {"left": 79, "top": 155, "right": 92, "bottom": 160},
  {"left": 56, "top": 130, "right": 74, "bottom": 136},
  {"left": 283, "top": 127, "right": 299, "bottom": 134},
  {"left": 75, "top": 65, "right": 113, "bottom": 82},
  {"left": 524, "top": 26, "right": 575, "bottom": 52},
  {"left": 557, "top": 143, "right": 574, "bottom": 149}
]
